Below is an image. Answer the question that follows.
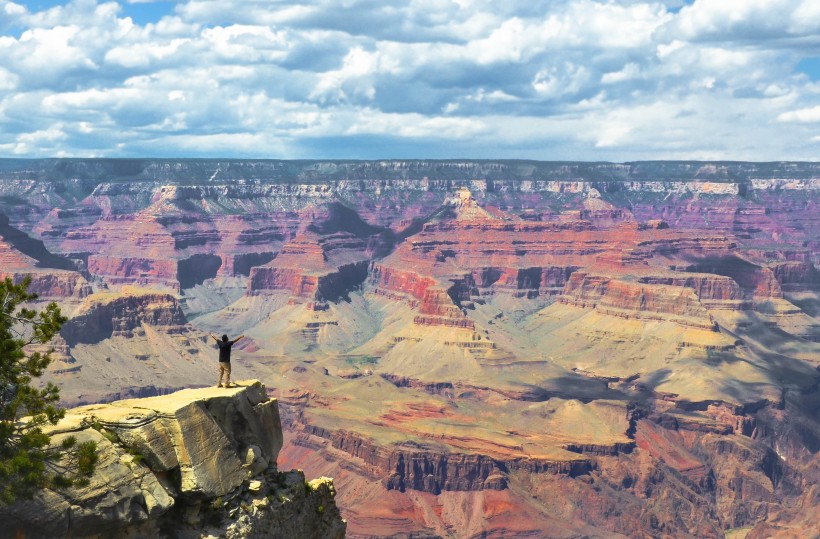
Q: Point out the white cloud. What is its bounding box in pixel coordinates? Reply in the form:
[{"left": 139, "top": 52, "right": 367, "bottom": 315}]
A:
[
  {"left": 0, "top": 67, "right": 18, "bottom": 90},
  {"left": 601, "top": 63, "right": 642, "bottom": 85},
  {"left": 105, "top": 38, "right": 190, "bottom": 68},
  {"left": 532, "top": 62, "right": 590, "bottom": 98},
  {"left": 200, "top": 24, "right": 288, "bottom": 62},
  {"left": 346, "top": 108, "right": 489, "bottom": 139},
  {"left": 3, "top": 2, "right": 26, "bottom": 16},
  {"left": 310, "top": 47, "right": 389, "bottom": 103},
  {"left": 8, "top": 25, "right": 97, "bottom": 75},
  {"left": 42, "top": 87, "right": 140, "bottom": 112},
  {"left": 778, "top": 106, "right": 820, "bottom": 123},
  {"left": 669, "top": 0, "right": 820, "bottom": 42},
  {"left": 0, "top": 0, "right": 818, "bottom": 159}
]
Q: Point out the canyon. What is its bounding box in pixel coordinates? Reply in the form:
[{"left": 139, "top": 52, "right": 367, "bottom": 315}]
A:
[{"left": 0, "top": 159, "right": 818, "bottom": 538}]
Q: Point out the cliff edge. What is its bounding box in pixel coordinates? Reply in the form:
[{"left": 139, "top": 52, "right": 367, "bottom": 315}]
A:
[{"left": 0, "top": 381, "right": 346, "bottom": 539}]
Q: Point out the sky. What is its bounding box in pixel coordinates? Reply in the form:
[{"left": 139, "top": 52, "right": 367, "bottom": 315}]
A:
[{"left": 0, "top": 0, "right": 819, "bottom": 161}]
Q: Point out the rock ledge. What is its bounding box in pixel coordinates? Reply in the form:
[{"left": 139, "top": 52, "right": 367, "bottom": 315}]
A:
[{"left": 1, "top": 380, "right": 346, "bottom": 539}]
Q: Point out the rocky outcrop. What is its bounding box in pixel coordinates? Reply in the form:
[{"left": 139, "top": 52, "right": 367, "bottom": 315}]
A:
[
  {"left": 0, "top": 228, "right": 91, "bottom": 300},
  {"left": 0, "top": 382, "right": 345, "bottom": 539},
  {"left": 558, "top": 272, "right": 717, "bottom": 330},
  {"left": 61, "top": 290, "right": 189, "bottom": 345},
  {"left": 371, "top": 264, "right": 476, "bottom": 330},
  {"left": 370, "top": 265, "right": 436, "bottom": 307},
  {"left": 686, "top": 257, "right": 784, "bottom": 299},
  {"left": 770, "top": 261, "right": 820, "bottom": 291},
  {"left": 0, "top": 269, "right": 92, "bottom": 300},
  {"left": 250, "top": 261, "right": 369, "bottom": 302},
  {"left": 249, "top": 231, "right": 371, "bottom": 301},
  {"left": 295, "top": 423, "right": 592, "bottom": 495},
  {"left": 637, "top": 273, "right": 750, "bottom": 310},
  {"left": 246, "top": 202, "right": 385, "bottom": 303},
  {"left": 87, "top": 255, "right": 180, "bottom": 290},
  {"left": 250, "top": 266, "right": 321, "bottom": 297}
]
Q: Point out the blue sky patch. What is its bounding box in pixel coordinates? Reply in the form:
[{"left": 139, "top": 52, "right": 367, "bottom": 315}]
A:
[
  {"left": 796, "top": 57, "right": 820, "bottom": 81},
  {"left": 20, "top": 1, "right": 174, "bottom": 24}
]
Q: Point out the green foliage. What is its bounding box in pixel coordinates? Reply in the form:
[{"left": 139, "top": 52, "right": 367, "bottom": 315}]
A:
[
  {"left": 345, "top": 355, "right": 379, "bottom": 367},
  {"left": 124, "top": 446, "right": 145, "bottom": 465},
  {"left": 0, "top": 277, "right": 97, "bottom": 504}
]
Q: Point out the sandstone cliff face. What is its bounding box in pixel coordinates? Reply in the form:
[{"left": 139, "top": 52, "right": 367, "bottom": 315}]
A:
[
  {"left": 0, "top": 224, "right": 91, "bottom": 300},
  {"left": 0, "top": 382, "right": 345, "bottom": 539},
  {"left": 558, "top": 272, "right": 718, "bottom": 330},
  {"left": 87, "top": 255, "right": 180, "bottom": 290},
  {"left": 638, "top": 274, "right": 745, "bottom": 308},
  {"left": 61, "top": 290, "right": 189, "bottom": 345},
  {"left": 0, "top": 269, "right": 92, "bottom": 300},
  {"left": 687, "top": 257, "right": 784, "bottom": 299},
  {"left": 294, "top": 425, "right": 592, "bottom": 495},
  {"left": 247, "top": 203, "right": 386, "bottom": 302},
  {"left": 770, "top": 261, "right": 820, "bottom": 291}
]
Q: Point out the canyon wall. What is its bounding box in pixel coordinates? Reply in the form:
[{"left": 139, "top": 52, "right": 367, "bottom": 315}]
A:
[{"left": 0, "top": 159, "right": 817, "bottom": 538}]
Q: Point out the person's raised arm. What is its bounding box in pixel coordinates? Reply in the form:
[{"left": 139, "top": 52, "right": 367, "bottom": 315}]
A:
[
  {"left": 233, "top": 335, "right": 245, "bottom": 344},
  {"left": 210, "top": 334, "right": 219, "bottom": 343}
]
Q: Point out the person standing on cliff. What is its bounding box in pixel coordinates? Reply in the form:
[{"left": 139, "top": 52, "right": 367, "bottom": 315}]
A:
[{"left": 211, "top": 334, "right": 244, "bottom": 388}]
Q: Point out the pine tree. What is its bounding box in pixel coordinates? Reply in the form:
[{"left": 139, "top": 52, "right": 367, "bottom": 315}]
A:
[{"left": 0, "top": 276, "right": 97, "bottom": 504}]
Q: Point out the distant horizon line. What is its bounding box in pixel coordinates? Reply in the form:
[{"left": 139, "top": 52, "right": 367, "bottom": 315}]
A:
[{"left": 1, "top": 157, "right": 818, "bottom": 165}]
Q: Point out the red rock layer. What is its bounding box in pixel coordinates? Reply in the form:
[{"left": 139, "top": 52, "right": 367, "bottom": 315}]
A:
[
  {"left": 87, "top": 255, "right": 179, "bottom": 290},
  {"left": 249, "top": 232, "right": 370, "bottom": 301},
  {"left": 770, "top": 261, "right": 820, "bottom": 291},
  {"left": 0, "top": 238, "right": 91, "bottom": 299},
  {"left": 370, "top": 265, "right": 473, "bottom": 328},
  {"left": 295, "top": 424, "right": 591, "bottom": 495},
  {"left": 0, "top": 271, "right": 92, "bottom": 300},
  {"left": 0, "top": 237, "right": 36, "bottom": 270},
  {"left": 637, "top": 274, "right": 749, "bottom": 309},
  {"left": 557, "top": 272, "right": 717, "bottom": 329}
]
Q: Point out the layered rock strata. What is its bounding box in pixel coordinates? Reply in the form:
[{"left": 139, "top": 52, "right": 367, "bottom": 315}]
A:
[
  {"left": 294, "top": 425, "right": 592, "bottom": 495},
  {"left": 0, "top": 160, "right": 817, "bottom": 538},
  {"left": 558, "top": 272, "right": 718, "bottom": 330},
  {"left": 0, "top": 229, "right": 91, "bottom": 300},
  {"left": 249, "top": 232, "right": 370, "bottom": 302},
  {"left": 60, "top": 289, "right": 189, "bottom": 345}
]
